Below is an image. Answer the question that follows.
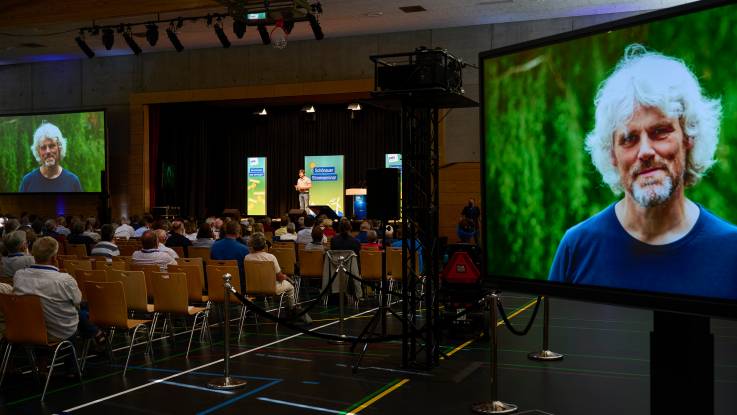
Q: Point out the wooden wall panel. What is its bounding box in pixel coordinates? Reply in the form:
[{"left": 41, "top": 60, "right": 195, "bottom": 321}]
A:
[{"left": 438, "top": 162, "right": 481, "bottom": 242}]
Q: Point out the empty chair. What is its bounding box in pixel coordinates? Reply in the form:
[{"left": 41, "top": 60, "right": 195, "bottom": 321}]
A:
[
  {"left": 207, "top": 264, "right": 247, "bottom": 338},
  {"left": 83, "top": 281, "right": 152, "bottom": 375},
  {"left": 63, "top": 259, "right": 93, "bottom": 276},
  {"left": 106, "top": 270, "right": 155, "bottom": 315},
  {"left": 112, "top": 255, "right": 134, "bottom": 270},
  {"left": 73, "top": 269, "right": 108, "bottom": 301},
  {"left": 187, "top": 246, "right": 211, "bottom": 264},
  {"left": 298, "top": 250, "right": 324, "bottom": 301},
  {"left": 208, "top": 259, "right": 237, "bottom": 267},
  {"left": 170, "top": 246, "right": 185, "bottom": 259},
  {"left": 56, "top": 254, "right": 78, "bottom": 269},
  {"left": 360, "top": 250, "right": 385, "bottom": 303},
  {"left": 150, "top": 272, "right": 209, "bottom": 357},
  {"left": 168, "top": 264, "right": 208, "bottom": 304},
  {"left": 118, "top": 244, "right": 138, "bottom": 257},
  {"left": 0, "top": 293, "right": 82, "bottom": 401},
  {"left": 130, "top": 264, "right": 162, "bottom": 299},
  {"left": 66, "top": 243, "right": 88, "bottom": 257},
  {"left": 244, "top": 260, "right": 286, "bottom": 330}
]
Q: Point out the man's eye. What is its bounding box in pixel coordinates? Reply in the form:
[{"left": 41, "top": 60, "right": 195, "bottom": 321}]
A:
[{"left": 620, "top": 135, "right": 637, "bottom": 145}]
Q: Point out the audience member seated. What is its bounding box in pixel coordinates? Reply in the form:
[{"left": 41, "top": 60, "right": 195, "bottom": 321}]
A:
[
  {"left": 356, "top": 221, "right": 370, "bottom": 243},
  {"left": 20, "top": 227, "right": 38, "bottom": 251},
  {"left": 184, "top": 220, "right": 198, "bottom": 241},
  {"left": 192, "top": 223, "right": 215, "bottom": 248},
  {"left": 330, "top": 220, "right": 360, "bottom": 255},
  {"left": 274, "top": 215, "right": 289, "bottom": 237},
  {"left": 305, "top": 226, "right": 326, "bottom": 252},
  {"left": 457, "top": 217, "right": 477, "bottom": 244},
  {"left": 55, "top": 216, "right": 71, "bottom": 236},
  {"left": 279, "top": 223, "right": 298, "bottom": 241},
  {"left": 2, "top": 230, "right": 35, "bottom": 278},
  {"left": 114, "top": 216, "right": 135, "bottom": 239},
  {"left": 133, "top": 214, "right": 153, "bottom": 238},
  {"left": 321, "top": 218, "right": 336, "bottom": 238},
  {"left": 82, "top": 218, "right": 101, "bottom": 243},
  {"left": 211, "top": 221, "right": 249, "bottom": 287},
  {"left": 166, "top": 221, "right": 192, "bottom": 257},
  {"left": 212, "top": 217, "right": 224, "bottom": 240},
  {"left": 387, "top": 225, "right": 425, "bottom": 273},
  {"left": 90, "top": 224, "right": 120, "bottom": 261},
  {"left": 361, "top": 230, "right": 383, "bottom": 250},
  {"left": 154, "top": 229, "right": 178, "bottom": 260},
  {"left": 262, "top": 216, "right": 273, "bottom": 232},
  {"left": 132, "top": 230, "right": 177, "bottom": 269},
  {"left": 297, "top": 216, "right": 327, "bottom": 245},
  {"left": 245, "top": 233, "right": 311, "bottom": 323},
  {"left": 67, "top": 221, "right": 95, "bottom": 254},
  {"left": 13, "top": 236, "right": 106, "bottom": 364}
]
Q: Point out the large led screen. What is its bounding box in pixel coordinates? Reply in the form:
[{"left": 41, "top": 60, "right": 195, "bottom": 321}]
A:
[
  {"left": 0, "top": 111, "right": 106, "bottom": 193},
  {"left": 481, "top": 0, "right": 737, "bottom": 312},
  {"left": 247, "top": 157, "right": 267, "bottom": 215},
  {"left": 305, "top": 155, "right": 345, "bottom": 217}
]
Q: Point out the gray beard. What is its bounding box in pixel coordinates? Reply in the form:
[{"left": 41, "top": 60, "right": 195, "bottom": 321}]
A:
[
  {"left": 43, "top": 158, "right": 57, "bottom": 167},
  {"left": 631, "top": 175, "right": 674, "bottom": 208}
]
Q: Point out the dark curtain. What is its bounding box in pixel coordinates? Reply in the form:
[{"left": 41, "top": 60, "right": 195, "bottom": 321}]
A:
[{"left": 151, "top": 102, "right": 401, "bottom": 219}]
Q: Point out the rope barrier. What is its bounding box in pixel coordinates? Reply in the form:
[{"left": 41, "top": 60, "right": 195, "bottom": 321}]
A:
[{"left": 495, "top": 295, "right": 542, "bottom": 336}]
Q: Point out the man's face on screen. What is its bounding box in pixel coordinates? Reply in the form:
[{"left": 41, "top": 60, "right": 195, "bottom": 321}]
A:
[
  {"left": 38, "top": 138, "right": 61, "bottom": 168},
  {"left": 299, "top": 171, "right": 304, "bottom": 178},
  {"left": 612, "top": 105, "right": 691, "bottom": 208}
]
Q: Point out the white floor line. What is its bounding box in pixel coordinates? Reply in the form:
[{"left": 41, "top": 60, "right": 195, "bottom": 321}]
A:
[{"left": 62, "top": 306, "right": 380, "bottom": 413}]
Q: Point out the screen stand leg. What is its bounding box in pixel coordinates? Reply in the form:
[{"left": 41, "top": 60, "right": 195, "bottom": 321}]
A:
[{"left": 651, "top": 311, "right": 713, "bottom": 415}]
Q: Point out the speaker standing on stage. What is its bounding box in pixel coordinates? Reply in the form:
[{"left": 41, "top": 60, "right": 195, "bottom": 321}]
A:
[{"left": 295, "top": 168, "right": 312, "bottom": 210}]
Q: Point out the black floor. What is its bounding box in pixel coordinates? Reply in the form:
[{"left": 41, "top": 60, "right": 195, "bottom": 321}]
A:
[{"left": 1, "top": 294, "right": 735, "bottom": 415}]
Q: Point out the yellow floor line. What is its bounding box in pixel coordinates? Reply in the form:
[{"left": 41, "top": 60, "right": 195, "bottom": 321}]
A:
[
  {"left": 443, "top": 296, "right": 541, "bottom": 359},
  {"left": 347, "top": 378, "right": 410, "bottom": 415}
]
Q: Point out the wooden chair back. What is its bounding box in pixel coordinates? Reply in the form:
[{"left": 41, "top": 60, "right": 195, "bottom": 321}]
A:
[
  {"left": 244, "top": 260, "right": 277, "bottom": 296},
  {"left": 360, "top": 250, "right": 383, "bottom": 281},
  {"left": 187, "top": 246, "right": 211, "bottom": 264},
  {"left": 63, "top": 259, "right": 93, "bottom": 276},
  {"left": 271, "top": 247, "right": 296, "bottom": 276},
  {"left": 106, "top": 270, "right": 149, "bottom": 313},
  {"left": 206, "top": 265, "right": 241, "bottom": 302},
  {"left": 94, "top": 260, "right": 119, "bottom": 271},
  {"left": 168, "top": 264, "right": 205, "bottom": 302},
  {"left": 170, "top": 246, "right": 185, "bottom": 258},
  {"left": 208, "top": 259, "right": 237, "bottom": 267},
  {"left": 66, "top": 243, "right": 88, "bottom": 257},
  {"left": 74, "top": 269, "right": 108, "bottom": 301},
  {"left": 388, "top": 248, "right": 419, "bottom": 280},
  {"left": 150, "top": 272, "right": 189, "bottom": 314},
  {"left": 56, "top": 254, "right": 78, "bottom": 269},
  {"left": 264, "top": 231, "right": 274, "bottom": 242},
  {"left": 0, "top": 294, "right": 49, "bottom": 345},
  {"left": 118, "top": 244, "right": 138, "bottom": 257},
  {"left": 130, "top": 264, "right": 162, "bottom": 296},
  {"left": 299, "top": 250, "right": 324, "bottom": 278},
  {"left": 85, "top": 281, "right": 128, "bottom": 328},
  {"left": 112, "top": 256, "right": 134, "bottom": 270}
]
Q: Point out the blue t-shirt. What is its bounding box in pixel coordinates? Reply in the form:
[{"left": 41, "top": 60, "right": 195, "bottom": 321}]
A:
[
  {"left": 19, "top": 168, "right": 83, "bottom": 192},
  {"left": 211, "top": 237, "right": 249, "bottom": 285},
  {"left": 549, "top": 203, "right": 737, "bottom": 300}
]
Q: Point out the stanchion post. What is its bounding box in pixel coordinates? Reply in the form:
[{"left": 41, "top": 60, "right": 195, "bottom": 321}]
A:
[
  {"left": 528, "top": 296, "right": 563, "bottom": 361},
  {"left": 471, "top": 293, "right": 517, "bottom": 414},
  {"left": 207, "top": 273, "right": 247, "bottom": 390},
  {"left": 329, "top": 253, "right": 348, "bottom": 344}
]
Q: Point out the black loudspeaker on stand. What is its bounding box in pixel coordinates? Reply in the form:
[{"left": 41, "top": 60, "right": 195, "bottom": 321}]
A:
[{"left": 366, "top": 168, "right": 400, "bottom": 220}]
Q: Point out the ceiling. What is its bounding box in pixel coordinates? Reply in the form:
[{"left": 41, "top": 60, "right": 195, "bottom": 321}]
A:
[{"left": 0, "top": 0, "right": 696, "bottom": 66}]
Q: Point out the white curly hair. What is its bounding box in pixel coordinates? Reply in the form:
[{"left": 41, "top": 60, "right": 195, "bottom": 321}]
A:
[
  {"left": 585, "top": 44, "right": 722, "bottom": 194},
  {"left": 30, "top": 122, "right": 67, "bottom": 163}
]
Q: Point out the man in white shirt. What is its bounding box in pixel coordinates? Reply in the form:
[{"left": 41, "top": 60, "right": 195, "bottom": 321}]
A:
[
  {"left": 114, "top": 216, "right": 135, "bottom": 239},
  {"left": 133, "top": 215, "right": 153, "bottom": 238},
  {"left": 294, "top": 169, "right": 312, "bottom": 211},
  {"left": 154, "top": 229, "right": 179, "bottom": 260},
  {"left": 296, "top": 216, "right": 327, "bottom": 245},
  {"left": 132, "top": 230, "right": 177, "bottom": 270}
]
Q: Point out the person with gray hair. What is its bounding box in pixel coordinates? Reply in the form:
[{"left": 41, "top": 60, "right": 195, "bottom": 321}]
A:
[
  {"left": 549, "top": 44, "right": 737, "bottom": 300},
  {"left": 1, "top": 230, "right": 35, "bottom": 278},
  {"left": 279, "top": 222, "right": 298, "bottom": 241},
  {"left": 114, "top": 216, "right": 135, "bottom": 239},
  {"left": 19, "top": 122, "right": 83, "bottom": 192}
]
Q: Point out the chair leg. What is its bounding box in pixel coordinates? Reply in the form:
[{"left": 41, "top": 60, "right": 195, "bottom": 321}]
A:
[
  {"left": 276, "top": 293, "right": 285, "bottom": 331},
  {"left": 124, "top": 324, "right": 146, "bottom": 375},
  {"left": 237, "top": 304, "right": 247, "bottom": 340},
  {"left": 186, "top": 312, "right": 204, "bottom": 358},
  {"left": 42, "top": 341, "right": 73, "bottom": 401},
  {"left": 294, "top": 276, "right": 301, "bottom": 303},
  {"left": 80, "top": 338, "right": 91, "bottom": 373},
  {"left": 0, "top": 343, "right": 13, "bottom": 388}
]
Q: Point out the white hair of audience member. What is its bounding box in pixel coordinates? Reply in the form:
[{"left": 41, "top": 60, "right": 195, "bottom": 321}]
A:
[
  {"left": 120, "top": 216, "right": 130, "bottom": 225},
  {"left": 4, "top": 230, "right": 27, "bottom": 254},
  {"left": 287, "top": 223, "right": 296, "bottom": 234},
  {"left": 585, "top": 43, "right": 722, "bottom": 194},
  {"left": 31, "top": 122, "right": 68, "bottom": 163}
]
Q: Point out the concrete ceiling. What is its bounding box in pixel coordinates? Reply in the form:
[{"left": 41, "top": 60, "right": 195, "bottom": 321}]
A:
[{"left": 0, "top": 0, "right": 696, "bottom": 66}]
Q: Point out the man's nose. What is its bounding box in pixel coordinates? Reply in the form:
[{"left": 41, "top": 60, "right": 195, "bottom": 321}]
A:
[{"left": 637, "top": 133, "right": 656, "bottom": 160}]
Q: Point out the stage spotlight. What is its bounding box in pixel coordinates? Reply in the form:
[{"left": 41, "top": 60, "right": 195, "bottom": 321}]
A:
[
  {"left": 75, "top": 32, "right": 95, "bottom": 58},
  {"left": 233, "top": 19, "right": 246, "bottom": 39},
  {"left": 257, "top": 108, "right": 267, "bottom": 116},
  {"left": 101, "top": 28, "right": 115, "bottom": 50},
  {"left": 166, "top": 23, "right": 184, "bottom": 52},
  {"left": 257, "top": 25, "right": 270, "bottom": 45},
  {"left": 145, "top": 24, "right": 159, "bottom": 46},
  {"left": 301, "top": 105, "right": 315, "bottom": 113},
  {"left": 308, "top": 14, "right": 324, "bottom": 40},
  {"left": 214, "top": 18, "right": 231, "bottom": 48},
  {"left": 347, "top": 103, "right": 362, "bottom": 111},
  {"left": 122, "top": 27, "right": 142, "bottom": 55}
]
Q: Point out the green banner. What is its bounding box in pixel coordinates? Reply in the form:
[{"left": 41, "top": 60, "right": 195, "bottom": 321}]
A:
[
  {"left": 305, "top": 155, "right": 344, "bottom": 216},
  {"left": 246, "top": 157, "right": 267, "bottom": 215}
]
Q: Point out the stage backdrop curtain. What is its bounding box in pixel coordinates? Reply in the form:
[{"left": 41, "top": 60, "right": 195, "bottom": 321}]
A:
[{"left": 151, "top": 102, "right": 401, "bottom": 219}]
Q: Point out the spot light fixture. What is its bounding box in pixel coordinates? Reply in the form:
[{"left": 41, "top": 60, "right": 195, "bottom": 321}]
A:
[
  {"left": 145, "top": 24, "right": 159, "bottom": 46},
  {"left": 301, "top": 105, "right": 316, "bottom": 113},
  {"left": 101, "top": 28, "right": 115, "bottom": 50},
  {"left": 348, "top": 103, "right": 362, "bottom": 119},
  {"left": 75, "top": 31, "right": 95, "bottom": 58},
  {"left": 166, "top": 22, "right": 184, "bottom": 52},
  {"left": 122, "top": 26, "right": 143, "bottom": 55},
  {"left": 214, "top": 17, "right": 231, "bottom": 48},
  {"left": 257, "top": 108, "right": 267, "bottom": 116}
]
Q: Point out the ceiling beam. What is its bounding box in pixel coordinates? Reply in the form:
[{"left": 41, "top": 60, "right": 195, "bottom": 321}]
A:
[{"left": 0, "top": 0, "right": 220, "bottom": 29}]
